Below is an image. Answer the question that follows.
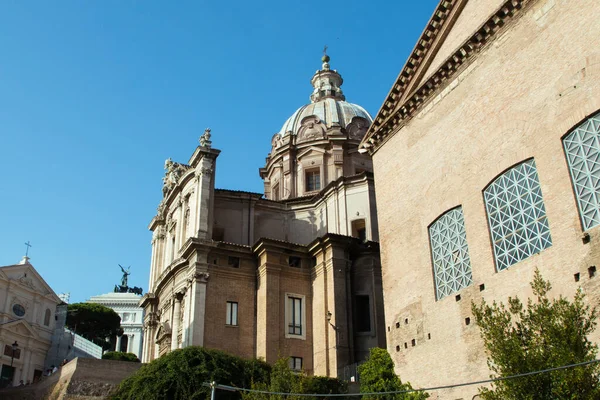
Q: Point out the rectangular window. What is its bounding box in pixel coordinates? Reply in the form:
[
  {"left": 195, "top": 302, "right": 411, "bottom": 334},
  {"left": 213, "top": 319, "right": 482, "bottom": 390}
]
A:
[
  {"left": 289, "top": 357, "right": 303, "bottom": 371},
  {"left": 355, "top": 295, "right": 371, "bottom": 332},
  {"left": 3, "top": 345, "right": 21, "bottom": 359},
  {"left": 288, "top": 297, "right": 302, "bottom": 335},
  {"left": 272, "top": 183, "right": 279, "bottom": 201},
  {"left": 305, "top": 169, "right": 321, "bottom": 192},
  {"left": 352, "top": 219, "right": 367, "bottom": 241},
  {"left": 228, "top": 256, "right": 240, "bottom": 268},
  {"left": 288, "top": 256, "right": 301, "bottom": 268},
  {"left": 226, "top": 301, "right": 238, "bottom": 326}
]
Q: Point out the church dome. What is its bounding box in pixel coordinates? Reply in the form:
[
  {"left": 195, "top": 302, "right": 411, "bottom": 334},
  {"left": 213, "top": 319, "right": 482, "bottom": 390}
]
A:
[
  {"left": 278, "top": 55, "right": 373, "bottom": 138},
  {"left": 279, "top": 99, "right": 372, "bottom": 137}
]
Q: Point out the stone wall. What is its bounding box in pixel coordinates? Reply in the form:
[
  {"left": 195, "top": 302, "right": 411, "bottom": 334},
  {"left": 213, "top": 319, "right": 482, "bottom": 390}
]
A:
[
  {"left": 0, "top": 357, "right": 141, "bottom": 400},
  {"left": 372, "top": 0, "right": 600, "bottom": 398}
]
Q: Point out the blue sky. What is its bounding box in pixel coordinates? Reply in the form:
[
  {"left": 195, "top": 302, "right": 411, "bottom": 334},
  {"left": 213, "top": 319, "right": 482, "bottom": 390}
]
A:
[{"left": 0, "top": 0, "right": 438, "bottom": 303}]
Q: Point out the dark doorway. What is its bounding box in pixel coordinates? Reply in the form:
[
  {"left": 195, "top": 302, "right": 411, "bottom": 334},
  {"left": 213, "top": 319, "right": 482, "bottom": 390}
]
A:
[
  {"left": 0, "top": 364, "right": 15, "bottom": 388},
  {"left": 120, "top": 335, "right": 129, "bottom": 352}
]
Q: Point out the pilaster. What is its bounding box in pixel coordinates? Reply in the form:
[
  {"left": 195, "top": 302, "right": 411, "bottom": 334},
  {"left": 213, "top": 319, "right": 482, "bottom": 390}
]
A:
[{"left": 255, "top": 251, "right": 281, "bottom": 364}]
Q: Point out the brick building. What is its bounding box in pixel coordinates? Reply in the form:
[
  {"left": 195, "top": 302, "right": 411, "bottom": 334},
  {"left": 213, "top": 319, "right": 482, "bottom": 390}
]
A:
[
  {"left": 360, "top": 0, "right": 600, "bottom": 398},
  {"left": 140, "top": 55, "right": 386, "bottom": 377}
]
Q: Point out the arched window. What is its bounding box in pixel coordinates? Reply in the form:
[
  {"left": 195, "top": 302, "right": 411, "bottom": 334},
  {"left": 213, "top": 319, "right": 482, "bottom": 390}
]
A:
[
  {"left": 44, "top": 308, "right": 51, "bottom": 326},
  {"left": 429, "top": 206, "right": 473, "bottom": 300},
  {"left": 483, "top": 159, "right": 552, "bottom": 271},
  {"left": 562, "top": 111, "right": 600, "bottom": 231}
]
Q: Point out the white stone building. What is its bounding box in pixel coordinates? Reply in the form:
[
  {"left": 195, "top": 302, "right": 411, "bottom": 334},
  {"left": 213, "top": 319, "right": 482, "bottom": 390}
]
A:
[
  {"left": 0, "top": 256, "right": 61, "bottom": 387},
  {"left": 87, "top": 292, "right": 144, "bottom": 359}
]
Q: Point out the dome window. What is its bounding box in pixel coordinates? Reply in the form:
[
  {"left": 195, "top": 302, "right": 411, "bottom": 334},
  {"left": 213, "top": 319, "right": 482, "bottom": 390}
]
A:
[{"left": 305, "top": 169, "right": 321, "bottom": 192}]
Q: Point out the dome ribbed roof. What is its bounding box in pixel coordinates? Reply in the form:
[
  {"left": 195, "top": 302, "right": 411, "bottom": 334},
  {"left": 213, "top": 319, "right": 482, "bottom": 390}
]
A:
[{"left": 279, "top": 99, "right": 372, "bottom": 137}]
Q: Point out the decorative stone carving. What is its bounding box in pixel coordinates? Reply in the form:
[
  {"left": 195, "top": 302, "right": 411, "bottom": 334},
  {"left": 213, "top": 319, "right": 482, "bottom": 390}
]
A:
[
  {"left": 271, "top": 133, "right": 284, "bottom": 152},
  {"left": 157, "top": 201, "right": 167, "bottom": 219},
  {"left": 17, "top": 274, "right": 36, "bottom": 291},
  {"left": 162, "top": 158, "right": 188, "bottom": 197},
  {"left": 345, "top": 116, "right": 371, "bottom": 140},
  {"left": 192, "top": 271, "right": 210, "bottom": 283},
  {"left": 297, "top": 116, "right": 326, "bottom": 143},
  {"left": 199, "top": 128, "right": 212, "bottom": 148}
]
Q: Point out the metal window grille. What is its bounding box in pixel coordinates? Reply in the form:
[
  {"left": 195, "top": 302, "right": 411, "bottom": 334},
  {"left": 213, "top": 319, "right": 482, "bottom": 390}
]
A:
[
  {"left": 483, "top": 159, "right": 552, "bottom": 271},
  {"left": 288, "top": 297, "right": 302, "bottom": 335},
  {"left": 429, "top": 207, "right": 473, "bottom": 300},
  {"left": 226, "top": 301, "right": 238, "bottom": 326},
  {"left": 563, "top": 112, "right": 600, "bottom": 231}
]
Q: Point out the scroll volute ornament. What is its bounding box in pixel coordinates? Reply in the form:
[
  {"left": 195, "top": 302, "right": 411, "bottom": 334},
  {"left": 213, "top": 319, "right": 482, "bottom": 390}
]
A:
[
  {"left": 345, "top": 117, "right": 371, "bottom": 141},
  {"left": 297, "top": 116, "right": 326, "bottom": 143}
]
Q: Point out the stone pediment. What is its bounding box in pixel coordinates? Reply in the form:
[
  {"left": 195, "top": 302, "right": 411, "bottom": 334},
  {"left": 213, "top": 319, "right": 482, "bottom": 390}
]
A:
[
  {"left": 1, "top": 263, "right": 60, "bottom": 300},
  {"left": 3, "top": 319, "right": 39, "bottom": 340},
  {"left": 297, "top": 147, "right": 326, "bottom": 160},
  {"left": 363, "top": 0, "right": 533, "bottom": 151}
]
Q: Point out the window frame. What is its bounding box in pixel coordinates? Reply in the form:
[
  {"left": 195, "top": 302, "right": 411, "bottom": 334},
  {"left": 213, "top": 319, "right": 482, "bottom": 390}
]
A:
[
  {"left": 289, "top": 356, "right": 303, "bottom": 372},
  {"left": 482, "top": 158, "right": 552, "bottom": 272},
  {"left": 305, "top": 169, "right": 321, "bottom": 193},
  {"left": 562, "top": 111, "right": 600, "bottom": 231},
  {"left": 226, "top": 301, "right": 238, "bottom": 326},
  {"left": 428, "top": 206, "right": 473, "bottom": 300},
  {"left": 285, "top": 293, "right": 306, "bottom": 340}
]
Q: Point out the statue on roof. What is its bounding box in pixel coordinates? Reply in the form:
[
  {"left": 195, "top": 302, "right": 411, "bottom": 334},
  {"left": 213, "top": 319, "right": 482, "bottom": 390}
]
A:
[
  {"left": 114, "top": 264, "right": 143, "bottom": 295},
  {"left": 162, "top": 158, "right": 187, "bottom": 196},
  {"left": 119, "top": 264, "right": 131, "bottom": 287},
  {"left": 199, "top": 128, "right": 212, "bottom": 148}
]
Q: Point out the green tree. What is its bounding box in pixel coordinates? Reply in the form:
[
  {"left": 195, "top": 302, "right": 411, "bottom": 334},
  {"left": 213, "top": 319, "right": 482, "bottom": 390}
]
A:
[
  {"left": 102, "top": 351, "right": 140, "bottom": 362},
  {"left": 471, "top": 268, "right": 600, "bottom": 399},
  {"left": 358, "top": 347, "right": 428, "bottom": 399},
  {"left": 242, "top": 357, "right": 347, "bottom": 400},
  {"left": 112, "top": 347, "right": 270, "bottom": 400},
  {"left": 66, "top": 302, "right": 121, "bottom": 350}
]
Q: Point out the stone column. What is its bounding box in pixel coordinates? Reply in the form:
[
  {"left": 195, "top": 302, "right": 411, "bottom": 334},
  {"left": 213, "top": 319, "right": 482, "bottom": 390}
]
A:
[
  {"left": 116, "top": 335, "right": 122, "bottom": 352},
  {"left": 170, "top": 293, "right": 183, "bottom": 351},
  {"left": 187, "top": 271, "right": 209, "bottom": 346},
  {"left": 127, "top": 335, "right": 133, "bottom": 353}
]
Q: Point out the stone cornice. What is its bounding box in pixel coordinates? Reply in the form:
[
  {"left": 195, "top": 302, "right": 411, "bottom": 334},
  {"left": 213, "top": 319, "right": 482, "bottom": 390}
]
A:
[{"left": 362, "top": 0, "right": 535, "bottom": 154}]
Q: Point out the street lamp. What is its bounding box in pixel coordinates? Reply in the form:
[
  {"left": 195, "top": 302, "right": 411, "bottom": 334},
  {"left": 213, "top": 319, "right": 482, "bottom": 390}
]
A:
[{"left": 10, "top": 341, "right": 18, "bottom": 367}]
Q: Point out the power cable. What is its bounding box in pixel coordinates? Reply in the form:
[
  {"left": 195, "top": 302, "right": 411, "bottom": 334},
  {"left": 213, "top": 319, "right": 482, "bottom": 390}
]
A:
[{"left": 205, "top": 358, "right": 600, "bottom": 397}]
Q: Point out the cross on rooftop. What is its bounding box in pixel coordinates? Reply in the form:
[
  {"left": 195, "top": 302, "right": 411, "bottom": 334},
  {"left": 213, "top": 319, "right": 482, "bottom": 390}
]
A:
[{"left": 24, "top": 241, "right": 32, "bottom": 257}]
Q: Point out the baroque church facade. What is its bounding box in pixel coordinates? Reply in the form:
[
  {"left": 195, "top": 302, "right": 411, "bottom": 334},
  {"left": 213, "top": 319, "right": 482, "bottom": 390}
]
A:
[
  {"left": 0, "top": 257, "right": 62, "bottom": 387},
  {"left": 360, "top": 0, "right": 600, "bottom": 398},
  {"left": 140, "top": 56, "right": 386, "bottom": 377}
]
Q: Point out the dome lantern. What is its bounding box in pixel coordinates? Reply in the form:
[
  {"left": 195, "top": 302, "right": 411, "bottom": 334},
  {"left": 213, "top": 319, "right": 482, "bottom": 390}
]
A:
[{"left": 310, "top": 53, "right": 345, "bottom": 103}]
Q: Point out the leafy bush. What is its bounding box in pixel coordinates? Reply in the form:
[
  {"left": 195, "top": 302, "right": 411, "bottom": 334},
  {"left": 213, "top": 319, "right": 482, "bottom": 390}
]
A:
[
  {"left": 112, "top": 347, "right": 270, "bottom": 400},
  {"left": 102, "top": 351, "right": 140, "bottom": 362},
  {"left": 242, "top": 357, "right": 348, "bottom": 400},
  {"left": 472, "top": 269, "right": 600, "bottom": 399},
  {"left": 358, "top": 347, "right": 428, "bottom": 399}
]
